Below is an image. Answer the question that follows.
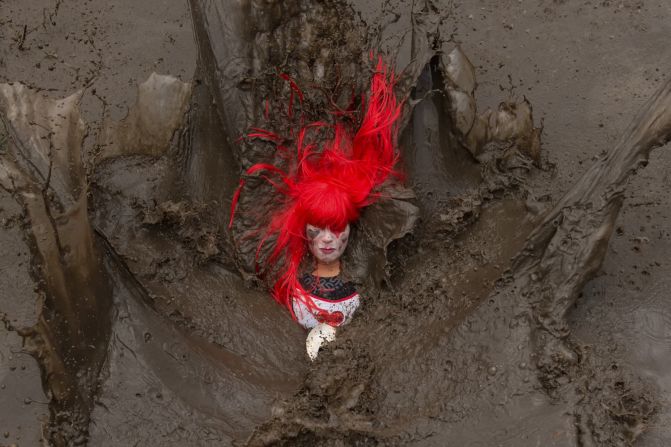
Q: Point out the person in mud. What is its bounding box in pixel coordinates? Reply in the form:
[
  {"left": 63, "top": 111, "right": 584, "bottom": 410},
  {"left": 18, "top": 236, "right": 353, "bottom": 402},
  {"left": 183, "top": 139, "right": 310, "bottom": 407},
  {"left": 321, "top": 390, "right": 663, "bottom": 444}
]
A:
[
  {"left": 231, "top": 57, "right": 402, "bottom": 358},
  {"left": 294, "top": 223, "right": 358, "bottom": 329}
]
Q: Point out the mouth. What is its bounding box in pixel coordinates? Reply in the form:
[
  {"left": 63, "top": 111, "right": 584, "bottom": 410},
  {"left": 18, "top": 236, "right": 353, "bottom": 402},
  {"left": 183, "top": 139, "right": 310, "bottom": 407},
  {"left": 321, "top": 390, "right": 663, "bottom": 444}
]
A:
[{"left": 319, "top": 247, "right": 336, "bottom": 255}]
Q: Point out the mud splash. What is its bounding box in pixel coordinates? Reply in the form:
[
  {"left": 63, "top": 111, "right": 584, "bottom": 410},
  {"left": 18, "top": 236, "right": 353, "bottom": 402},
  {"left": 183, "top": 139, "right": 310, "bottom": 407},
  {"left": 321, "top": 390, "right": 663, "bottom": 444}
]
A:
[
  {"left": 1, "top": 0, "right": 670, "bottom": 446},
  {"left": 0, "top": 84, "right": 112, "bottom": 444},
  {"left": 244, "top": 75, "right": 670, "bottom": 447}
]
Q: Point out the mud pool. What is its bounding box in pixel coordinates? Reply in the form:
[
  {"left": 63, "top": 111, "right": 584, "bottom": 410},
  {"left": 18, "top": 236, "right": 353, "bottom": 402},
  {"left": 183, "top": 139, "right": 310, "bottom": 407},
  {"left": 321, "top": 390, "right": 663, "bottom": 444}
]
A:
[{"left": 1, "top": 1, "right": 671, "bottom": 446}]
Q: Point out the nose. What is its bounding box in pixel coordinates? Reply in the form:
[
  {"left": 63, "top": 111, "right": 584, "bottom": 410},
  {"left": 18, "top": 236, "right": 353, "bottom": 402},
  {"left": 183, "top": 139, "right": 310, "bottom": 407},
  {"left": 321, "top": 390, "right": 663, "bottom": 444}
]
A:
[{"left": 322, "top": 230, "right": 335, "bottom": 243}]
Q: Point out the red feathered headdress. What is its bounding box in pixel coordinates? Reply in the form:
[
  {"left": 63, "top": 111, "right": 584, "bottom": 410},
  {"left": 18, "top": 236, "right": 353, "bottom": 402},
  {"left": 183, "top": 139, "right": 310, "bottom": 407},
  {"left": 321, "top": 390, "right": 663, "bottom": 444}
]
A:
[{"left": 231, "top": 57, "right": 402, "bottom": 316}]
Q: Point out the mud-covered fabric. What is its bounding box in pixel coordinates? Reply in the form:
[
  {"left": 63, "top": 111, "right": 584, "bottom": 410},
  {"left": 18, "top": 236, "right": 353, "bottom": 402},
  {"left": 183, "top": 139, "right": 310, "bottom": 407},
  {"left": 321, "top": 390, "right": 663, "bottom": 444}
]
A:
[
  {"left": 291, "top": 292, "right": 360, "bottom": 330},
  {"left": 299, "top": 273, "right": 357, "bottom": 300}
]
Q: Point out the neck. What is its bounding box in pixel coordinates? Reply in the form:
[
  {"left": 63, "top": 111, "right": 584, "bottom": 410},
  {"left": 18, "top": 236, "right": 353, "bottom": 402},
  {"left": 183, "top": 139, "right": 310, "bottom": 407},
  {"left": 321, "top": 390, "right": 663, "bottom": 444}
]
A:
[{"left": 313, "top": 260, "right": 340, "bottom": 277}]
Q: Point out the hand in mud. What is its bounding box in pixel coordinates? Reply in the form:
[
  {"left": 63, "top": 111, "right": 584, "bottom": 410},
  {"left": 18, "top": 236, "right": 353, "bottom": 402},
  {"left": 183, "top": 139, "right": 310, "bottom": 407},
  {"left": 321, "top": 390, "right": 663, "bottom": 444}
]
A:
[{"left": 305, "top": 323, "right": 337, "bottom": 361}]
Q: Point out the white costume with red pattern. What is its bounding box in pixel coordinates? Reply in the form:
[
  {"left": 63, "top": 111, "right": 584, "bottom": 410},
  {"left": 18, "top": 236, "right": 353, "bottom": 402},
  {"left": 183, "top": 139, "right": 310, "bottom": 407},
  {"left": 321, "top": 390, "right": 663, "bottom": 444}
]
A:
[{"left": 292, "top": 274, "right": 361, "bottom": 330}]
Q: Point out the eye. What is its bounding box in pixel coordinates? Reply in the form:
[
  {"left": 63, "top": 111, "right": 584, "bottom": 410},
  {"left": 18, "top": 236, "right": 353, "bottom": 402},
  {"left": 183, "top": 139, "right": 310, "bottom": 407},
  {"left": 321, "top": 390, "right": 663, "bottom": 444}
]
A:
[
  {"left": 306, "top": 228, "right": 320, "bottom": 239},
  {"left": 332, "top": 224, "right": 349, "bottom": 237}
]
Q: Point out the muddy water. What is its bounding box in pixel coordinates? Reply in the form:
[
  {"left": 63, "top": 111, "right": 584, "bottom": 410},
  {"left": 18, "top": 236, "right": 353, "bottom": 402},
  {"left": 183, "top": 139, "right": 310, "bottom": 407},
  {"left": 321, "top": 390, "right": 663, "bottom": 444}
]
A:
[
  {"left": 1, "top": 0, "right": 671, "bottom": 446},
  {"left": 87, "top": 246, "right": 303, "bottom": 445}
]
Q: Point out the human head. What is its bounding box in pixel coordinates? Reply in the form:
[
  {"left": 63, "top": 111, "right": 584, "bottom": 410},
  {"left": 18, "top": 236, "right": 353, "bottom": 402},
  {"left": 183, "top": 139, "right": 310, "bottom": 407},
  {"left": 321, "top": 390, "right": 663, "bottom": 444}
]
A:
[
  {"left": 230, "top": 56, "right": 401, "bottom": 312},
  {"left": 306, "top": 223, "right": 350, "bottom": 264}
]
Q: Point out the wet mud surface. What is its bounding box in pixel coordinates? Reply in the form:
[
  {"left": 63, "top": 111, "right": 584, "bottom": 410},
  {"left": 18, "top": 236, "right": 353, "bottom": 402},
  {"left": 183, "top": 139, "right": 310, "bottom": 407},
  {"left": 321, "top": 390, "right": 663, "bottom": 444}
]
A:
[{"left": 1, "top": 0, "right": 671, "bottom": 446}]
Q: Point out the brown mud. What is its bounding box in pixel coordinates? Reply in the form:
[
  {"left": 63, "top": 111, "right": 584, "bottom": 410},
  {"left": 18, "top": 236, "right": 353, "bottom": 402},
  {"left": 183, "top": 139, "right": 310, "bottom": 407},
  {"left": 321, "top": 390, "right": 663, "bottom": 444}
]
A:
[{"left": 1, "top": 1, "right": 671, "bottom": 446}]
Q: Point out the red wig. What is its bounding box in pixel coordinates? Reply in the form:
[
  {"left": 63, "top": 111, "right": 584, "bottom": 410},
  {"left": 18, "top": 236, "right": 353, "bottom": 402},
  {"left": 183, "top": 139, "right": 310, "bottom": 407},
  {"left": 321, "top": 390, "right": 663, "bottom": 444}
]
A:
[{"left": 231, "top": 57, "right": 402, "bottom": 315}]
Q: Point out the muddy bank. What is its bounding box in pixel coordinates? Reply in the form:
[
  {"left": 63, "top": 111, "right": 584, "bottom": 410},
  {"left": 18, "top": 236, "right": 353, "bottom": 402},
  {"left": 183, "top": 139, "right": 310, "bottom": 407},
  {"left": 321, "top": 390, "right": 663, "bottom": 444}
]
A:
[{"left": 1, "top": 0, "right": 671, "bottom": 446}]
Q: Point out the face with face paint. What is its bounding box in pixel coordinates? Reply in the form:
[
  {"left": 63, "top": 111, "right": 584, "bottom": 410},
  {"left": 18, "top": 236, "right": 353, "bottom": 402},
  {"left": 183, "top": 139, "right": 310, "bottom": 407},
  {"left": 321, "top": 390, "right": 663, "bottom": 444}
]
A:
[{"left": 306, "top": 224, "right": 350, "bottom": 265}]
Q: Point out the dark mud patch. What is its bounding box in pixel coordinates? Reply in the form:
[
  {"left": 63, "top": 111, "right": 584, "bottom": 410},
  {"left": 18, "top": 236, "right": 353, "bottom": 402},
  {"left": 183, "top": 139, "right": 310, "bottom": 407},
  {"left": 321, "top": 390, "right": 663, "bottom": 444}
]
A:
[{"left": 141, "top": 200, "right": 221, "bottom": 261}]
